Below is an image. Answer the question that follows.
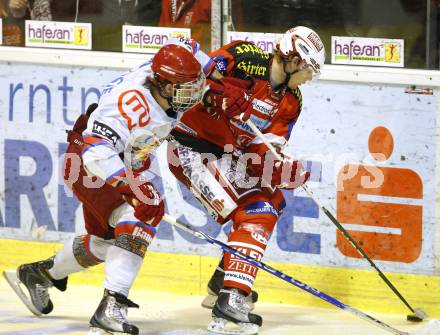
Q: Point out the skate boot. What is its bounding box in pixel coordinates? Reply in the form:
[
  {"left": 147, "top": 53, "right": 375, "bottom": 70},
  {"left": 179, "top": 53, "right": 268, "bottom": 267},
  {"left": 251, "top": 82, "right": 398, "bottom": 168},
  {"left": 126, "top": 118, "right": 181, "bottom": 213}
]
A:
[
  {"left": 202, "top": 258, "right": 258, "bottom": 310},
  {"left": 3, "top": 257, "right": 67, "bottom": 316},
  {"left": 88, "top": 289, "right": 140, "bottom": 335},
  {"left": 208, "top": 288, "right": 262, "bottom": 335}
]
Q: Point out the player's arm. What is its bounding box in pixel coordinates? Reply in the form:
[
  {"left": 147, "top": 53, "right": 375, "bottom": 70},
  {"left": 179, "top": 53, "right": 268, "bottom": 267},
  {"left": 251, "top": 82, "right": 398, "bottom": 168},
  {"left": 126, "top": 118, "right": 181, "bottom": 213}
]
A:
[
  {"left": 187, "top": 39, "right": 257, "bottom": 81},
  {"left": 209, "top": 40, "right": 248, "bottom": 77},
  {"left": 82, "top": 142, "right": 163, "bottom": 226},
  {"left": 83, "top": 101, "right": 163, "bottom": 226},
  {"left": 202, "top": 40, "right": 272, "bottom": 118},
  {"left": 166, "top": 38, "right": 254, "bottom": 118},
  {"left": 246, "top": 94, "right": 309, "bottom": 190}
]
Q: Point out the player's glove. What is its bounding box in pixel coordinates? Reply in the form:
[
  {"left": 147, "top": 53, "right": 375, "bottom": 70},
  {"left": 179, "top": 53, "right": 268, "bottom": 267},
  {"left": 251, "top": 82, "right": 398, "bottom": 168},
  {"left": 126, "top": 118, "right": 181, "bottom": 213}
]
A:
[
  {"left": 204, "top": 77, "right": 253, "bottom": 121},
  {"left": 264, "top": 152, "right": 310, "bottom": 189},
  {"left": 117, "top": 181, "right": 164, "bottom": 226}
]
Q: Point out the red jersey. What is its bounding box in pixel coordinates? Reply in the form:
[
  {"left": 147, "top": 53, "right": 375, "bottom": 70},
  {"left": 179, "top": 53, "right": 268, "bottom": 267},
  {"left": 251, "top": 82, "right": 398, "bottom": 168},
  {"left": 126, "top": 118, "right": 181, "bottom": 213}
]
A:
[{"left": 173, "top": 40, "right": 303, "bottom": 157}]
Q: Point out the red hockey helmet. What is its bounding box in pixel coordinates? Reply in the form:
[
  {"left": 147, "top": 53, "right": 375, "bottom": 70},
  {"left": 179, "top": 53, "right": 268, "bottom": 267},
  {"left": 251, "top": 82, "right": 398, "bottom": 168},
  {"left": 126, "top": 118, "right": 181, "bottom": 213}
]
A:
[{"left": 152, "top": 44, "right": 206, "bottom": 113}]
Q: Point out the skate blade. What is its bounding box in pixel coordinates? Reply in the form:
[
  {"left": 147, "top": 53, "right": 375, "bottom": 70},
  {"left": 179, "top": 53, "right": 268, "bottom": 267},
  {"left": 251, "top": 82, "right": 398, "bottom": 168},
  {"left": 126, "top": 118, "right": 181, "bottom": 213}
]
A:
[
  {"left": 207, "top": 317, "right": 259, "bottom": 335},
  {"left": 88, "top": 327, "right": 134, "bottom": 335},
  {"left": 2, "top": 270, "right": 42, "bottom": 317}
]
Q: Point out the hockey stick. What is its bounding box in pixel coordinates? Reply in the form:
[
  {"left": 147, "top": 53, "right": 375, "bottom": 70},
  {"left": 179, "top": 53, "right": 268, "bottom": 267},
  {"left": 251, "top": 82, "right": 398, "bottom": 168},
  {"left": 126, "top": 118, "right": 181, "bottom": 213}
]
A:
[
  {"left": 244, "top": 118, "right": 428, "bottom": 322},
  {"left": 162, "top": 214, "right": 439, "bottom": 335}
]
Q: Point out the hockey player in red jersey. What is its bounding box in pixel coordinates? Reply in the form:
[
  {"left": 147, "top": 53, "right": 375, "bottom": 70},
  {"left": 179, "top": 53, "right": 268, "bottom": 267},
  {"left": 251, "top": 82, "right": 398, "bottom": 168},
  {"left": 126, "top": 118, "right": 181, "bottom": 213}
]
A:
[
  {"left": 3, "top": 39, "right": 211, "bottom": 335},
  {"left": 167, "top": 26, "right": 326, "bottom": 334}
]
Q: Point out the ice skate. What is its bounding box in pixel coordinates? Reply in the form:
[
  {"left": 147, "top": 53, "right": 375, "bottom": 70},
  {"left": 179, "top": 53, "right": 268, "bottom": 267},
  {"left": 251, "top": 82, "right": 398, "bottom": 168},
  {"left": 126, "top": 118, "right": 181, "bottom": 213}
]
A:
[
  {"left": 202, "top": 285, "right": 259, "bottom": 311},
  {"left": 207, "top": 288, "right": 262, "bottom": 335},
  {"left": 201, "top": 259, "right": 258, "bottom": 310},
  {"left": 88, "top": 289, "right": 140, "bottom": 335},
  {"left": 3, "top": 257, "right": 66, "bottom": 316}
]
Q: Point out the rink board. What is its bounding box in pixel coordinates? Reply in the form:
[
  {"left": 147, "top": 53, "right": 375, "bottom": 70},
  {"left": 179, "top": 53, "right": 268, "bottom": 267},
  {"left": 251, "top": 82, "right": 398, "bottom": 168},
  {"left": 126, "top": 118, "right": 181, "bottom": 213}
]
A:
[
  {"left": 0, "top": 49, "right": 440, "bottom": 318},
  {"left": 0, "top": 60, "right": 438, "bottom": 272},
  {"left": 1, "top": 238, "right": 440, "bottom": 318}
]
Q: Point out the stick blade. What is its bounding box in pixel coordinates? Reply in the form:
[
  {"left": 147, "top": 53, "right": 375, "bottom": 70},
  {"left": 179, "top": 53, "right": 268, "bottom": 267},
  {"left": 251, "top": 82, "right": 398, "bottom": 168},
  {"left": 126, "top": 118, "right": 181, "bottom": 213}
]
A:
[
  {"left": 414, "top": 308, "right": 429, "bottom": 320},
  {"left": 410, "top": 319, "right": 440, "bottom": 335}
]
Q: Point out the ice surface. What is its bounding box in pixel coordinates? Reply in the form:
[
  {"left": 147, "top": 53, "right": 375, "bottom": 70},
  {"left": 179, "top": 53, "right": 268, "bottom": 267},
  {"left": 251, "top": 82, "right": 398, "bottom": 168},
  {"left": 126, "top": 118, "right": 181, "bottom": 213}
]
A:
[{"left": 0, "top": 278, "right": 430, "bottom": 335}]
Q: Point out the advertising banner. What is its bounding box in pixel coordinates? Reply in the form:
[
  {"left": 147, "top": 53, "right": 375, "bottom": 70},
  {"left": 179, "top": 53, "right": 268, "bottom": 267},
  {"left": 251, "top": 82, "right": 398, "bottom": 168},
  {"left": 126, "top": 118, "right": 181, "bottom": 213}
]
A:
[
  {"left": 227, "top": 31, "right": 282, "bottom": 53},
  {"left": 331, "top": 36, "right": 404, "bottom": 67},
  {"left": 25, "top": 20, "right": 92, "bottom": 50},
  {"left": 122, "top": 26, "right": 190, "bottom": 53},
  {"left": 0, "top": 62, "right": 437, "bottom": 276}
]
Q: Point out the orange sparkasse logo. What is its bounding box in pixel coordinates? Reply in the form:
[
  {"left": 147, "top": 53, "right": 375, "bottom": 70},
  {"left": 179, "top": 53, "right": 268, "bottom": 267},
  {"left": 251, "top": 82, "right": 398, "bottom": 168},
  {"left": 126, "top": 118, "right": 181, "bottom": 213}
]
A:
[
  {"left": 74, "top": 26, "right": 88, "bottom": 45},
  {"left": 212, "top": 198, "right": 225, "bottom": 214},
  {"left": 336, "top": 126, "right": 423, "bottom": 263},
  {"left": 384, "top": 42, "right": 400, "bottom": 63}
]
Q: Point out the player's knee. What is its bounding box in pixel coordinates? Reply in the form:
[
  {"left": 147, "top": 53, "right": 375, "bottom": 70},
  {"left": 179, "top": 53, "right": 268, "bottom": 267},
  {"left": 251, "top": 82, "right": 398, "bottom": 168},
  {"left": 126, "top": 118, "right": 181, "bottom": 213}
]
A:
[
  {"left": 114, "top": 222, "right": 156, "bottom": 258},
  {"left": 72, "top": 235, "right": 104, "bottom": 268},
  {"left": 233, "top": 201, "right": 278, "bottom": 234}
]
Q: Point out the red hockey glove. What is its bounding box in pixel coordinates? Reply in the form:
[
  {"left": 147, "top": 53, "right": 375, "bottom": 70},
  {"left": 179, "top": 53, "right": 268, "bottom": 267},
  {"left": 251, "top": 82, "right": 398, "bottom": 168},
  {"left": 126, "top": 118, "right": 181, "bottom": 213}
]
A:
[
  {"left": 205, "top": 77, "right": 253, "bottom": 121},
  {"left": 117, "top": 181, "right": 164, "bottom": 226},
  {"left": 263, "top": 153, "right": 310, "bottom": 189}
]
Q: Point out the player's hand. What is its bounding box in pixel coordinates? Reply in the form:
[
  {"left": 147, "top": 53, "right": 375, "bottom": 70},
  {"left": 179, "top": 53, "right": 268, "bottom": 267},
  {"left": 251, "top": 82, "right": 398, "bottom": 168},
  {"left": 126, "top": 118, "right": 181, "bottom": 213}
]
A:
[
  {"left": 117, "top": 181, "right": 164, "bottom": 226},
  {"left": 269, "top": 154, "right": 310, "bottom": 189},
  {"left": 204, "top": 77, "right": 253, "bottom": 121}
]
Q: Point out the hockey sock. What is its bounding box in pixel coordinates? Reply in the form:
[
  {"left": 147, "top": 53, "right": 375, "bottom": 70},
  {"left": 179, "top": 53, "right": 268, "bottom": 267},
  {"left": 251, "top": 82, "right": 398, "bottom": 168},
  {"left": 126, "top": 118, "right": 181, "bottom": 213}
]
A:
[{"left": 103, "top": 245, "right": 143, "bottom": 297}]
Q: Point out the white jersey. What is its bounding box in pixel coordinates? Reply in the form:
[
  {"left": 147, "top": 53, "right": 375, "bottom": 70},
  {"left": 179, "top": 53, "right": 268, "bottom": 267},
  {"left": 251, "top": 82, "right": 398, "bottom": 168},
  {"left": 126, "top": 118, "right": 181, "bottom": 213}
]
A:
[
  {"left": 82, "top": 37, "right": 214, "bottom": 184},
  {"left": 85, "top": 62, "right": 173, "bottom": 153}
]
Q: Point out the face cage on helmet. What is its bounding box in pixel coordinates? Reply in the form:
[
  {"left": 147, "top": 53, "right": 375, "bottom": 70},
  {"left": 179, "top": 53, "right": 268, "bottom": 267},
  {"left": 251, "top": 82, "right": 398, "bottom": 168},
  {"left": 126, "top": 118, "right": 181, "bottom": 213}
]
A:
[{"left": 171, "top": 72, "right": 206, "bottom": 113}]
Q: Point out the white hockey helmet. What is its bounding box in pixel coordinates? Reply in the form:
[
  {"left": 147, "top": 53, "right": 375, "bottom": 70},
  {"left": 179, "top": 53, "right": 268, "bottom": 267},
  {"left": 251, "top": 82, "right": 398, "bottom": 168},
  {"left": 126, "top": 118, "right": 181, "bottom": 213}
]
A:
[{"left": 276, "top": 26, "right": 325, "bottom": 78}]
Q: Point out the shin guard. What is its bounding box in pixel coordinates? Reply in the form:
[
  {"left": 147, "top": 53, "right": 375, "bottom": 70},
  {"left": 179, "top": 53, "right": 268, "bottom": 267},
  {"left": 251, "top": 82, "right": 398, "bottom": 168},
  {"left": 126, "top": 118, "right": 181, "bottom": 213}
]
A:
[{"left": 223, "top": 201, "right": 277, "bottom": 294}]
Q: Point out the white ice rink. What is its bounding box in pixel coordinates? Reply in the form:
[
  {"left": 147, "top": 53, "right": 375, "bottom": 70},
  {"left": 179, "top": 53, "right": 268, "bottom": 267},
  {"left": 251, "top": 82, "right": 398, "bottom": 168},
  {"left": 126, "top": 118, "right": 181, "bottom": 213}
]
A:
[{"left": 0, "top": 277, "right": 433, "bottom": 335}]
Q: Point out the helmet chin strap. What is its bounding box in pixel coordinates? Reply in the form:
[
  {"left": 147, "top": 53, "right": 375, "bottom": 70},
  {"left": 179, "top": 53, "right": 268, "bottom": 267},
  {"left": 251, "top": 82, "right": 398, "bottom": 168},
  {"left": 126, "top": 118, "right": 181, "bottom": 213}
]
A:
[
  {"left": 165, "top": 107, "right": 178, "bottom": 119},
  {"left": 160, "top": 89, "right": 180, "bottom": 118},
  {"left": 158, "top": 83, "right": 187, "bottom": 117},
  {"left": 151, "top": 78, "right": 176, "bottom": 113}
]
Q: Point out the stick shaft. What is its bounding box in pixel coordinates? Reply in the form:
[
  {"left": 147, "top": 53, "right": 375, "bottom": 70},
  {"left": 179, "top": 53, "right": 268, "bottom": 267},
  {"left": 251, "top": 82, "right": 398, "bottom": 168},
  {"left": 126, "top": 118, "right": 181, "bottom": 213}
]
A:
[
  {"left": 321, "top": 204, "right": 415, "bottom": 312},
  {"left": 162, "top": 214, "right": 408, "bottom": 335}
]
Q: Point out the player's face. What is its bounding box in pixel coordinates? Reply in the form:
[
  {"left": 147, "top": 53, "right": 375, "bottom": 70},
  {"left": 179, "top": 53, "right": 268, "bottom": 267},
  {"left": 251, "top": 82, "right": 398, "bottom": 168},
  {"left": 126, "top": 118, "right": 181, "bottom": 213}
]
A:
[
  {"left": 271, "top": 52, "right": 314, "bottom": 89},
  {"left": 172, "top": 73, "right": 206, "bottom": 113},
  {"left": 282, "top": 55, "right": 306, "bottom": 74},
  {"left": 287, "top": 67, "right": 314, "bottom": 89}
]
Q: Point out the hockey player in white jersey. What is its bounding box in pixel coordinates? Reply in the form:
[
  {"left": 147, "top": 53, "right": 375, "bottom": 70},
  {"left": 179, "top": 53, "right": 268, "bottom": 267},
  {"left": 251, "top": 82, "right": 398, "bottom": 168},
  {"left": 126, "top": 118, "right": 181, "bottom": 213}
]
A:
[{"left": 3, "top": 38, "right": 211, "bottom": 335}]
